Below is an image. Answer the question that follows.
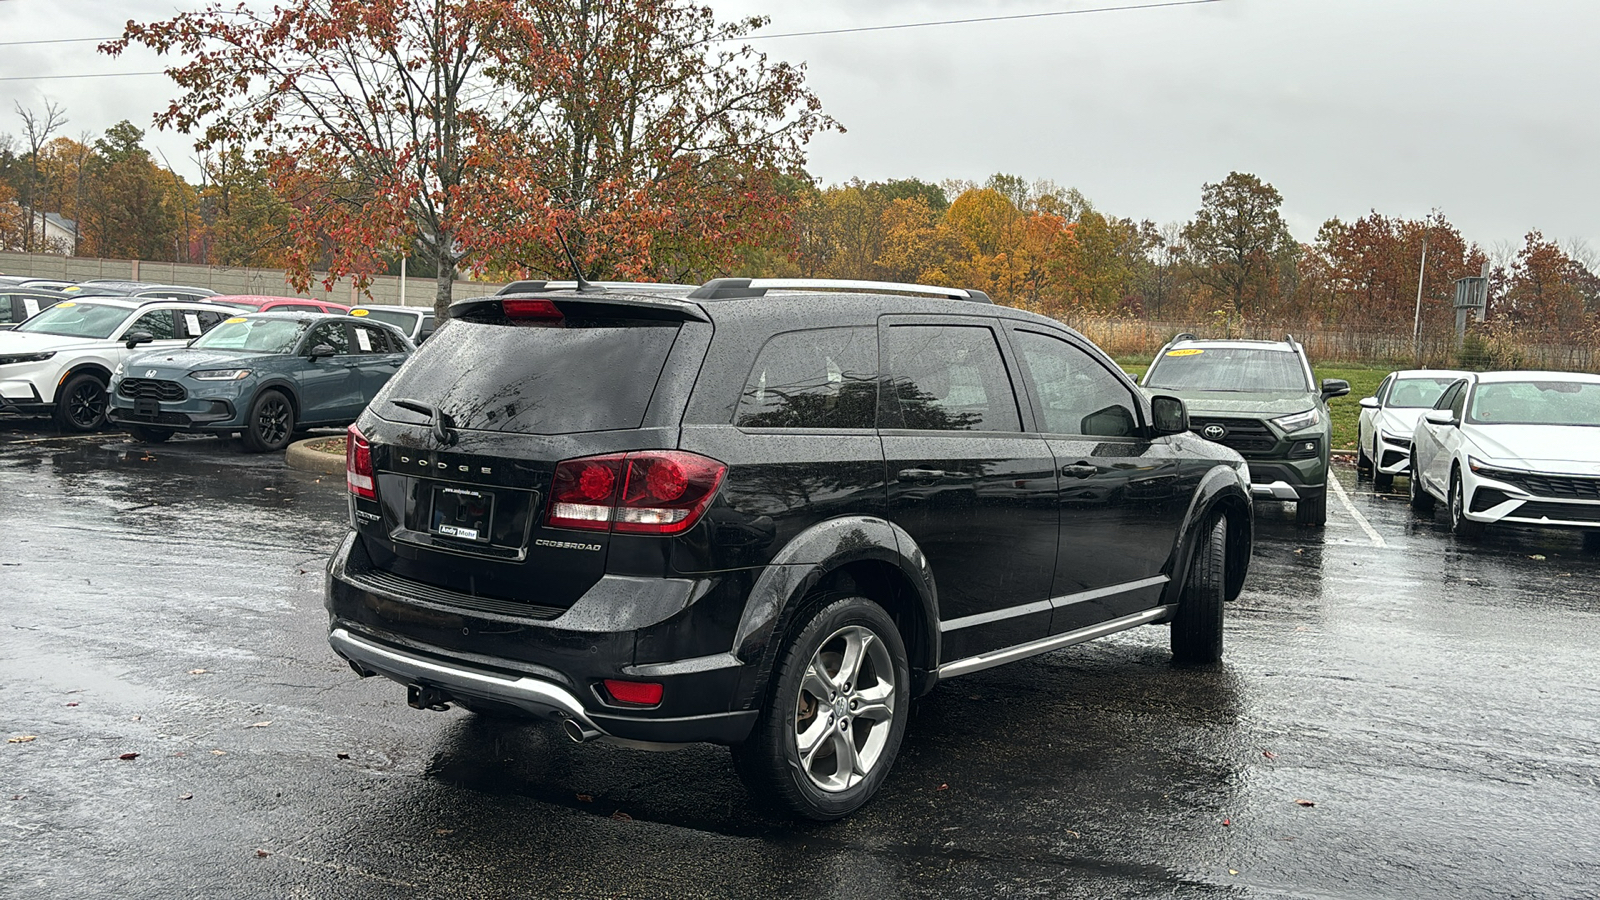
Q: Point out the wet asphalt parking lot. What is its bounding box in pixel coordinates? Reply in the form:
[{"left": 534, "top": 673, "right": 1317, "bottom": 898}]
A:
[{"left": 2, "top": 424, "right": 1598, "bottom": 900}]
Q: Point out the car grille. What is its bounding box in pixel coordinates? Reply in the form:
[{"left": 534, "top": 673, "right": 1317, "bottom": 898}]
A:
[
  {"left": 1492, "top": 472, "right": 1600, "bottom": 501},
  {"left": 344, "top": 567, "right": 563, "bottom": 621},
  {"left": 1508, "top": 501, "right": 1600, "bottom": 524},
  {"left": 119, "top": 378, "right": 187, "bottom": 402},
  {"left": 1190, "top": 417, "right": 1278, "bottom": 455}
]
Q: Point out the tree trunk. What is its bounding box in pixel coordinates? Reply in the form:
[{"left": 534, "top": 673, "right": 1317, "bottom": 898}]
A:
[{"left": 433, "top": 257, "right": 455, "bottom": 321}]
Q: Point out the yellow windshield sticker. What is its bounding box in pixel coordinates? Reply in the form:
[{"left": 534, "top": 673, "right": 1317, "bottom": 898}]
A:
[
  {"left": 350, "top": 308, "right": 369, "bottom": 316},
  {"left": 225, "top": 317, "right": 247, "bottom": 324},
  {"left": 57, "top": 301, "right": 76, "bottom": 307},
  {"left": 1166, "top": 348, "right": 1204, "bottom": 357}
]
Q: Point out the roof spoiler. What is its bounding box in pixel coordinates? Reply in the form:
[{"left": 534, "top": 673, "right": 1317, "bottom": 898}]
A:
[{"left": 687, "top": 277, "right": 991, "bottom": 303}]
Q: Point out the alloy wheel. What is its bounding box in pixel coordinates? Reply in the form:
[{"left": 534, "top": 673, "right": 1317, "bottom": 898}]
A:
[
  {"left": 256, "top": 397, "right": 290, "bottom": 446},
  {"left": 68, "top": 381, "right": 106, "bottom": 428},
  {"left": 793, "top": 625, "right": 896, "bottom": 793}
]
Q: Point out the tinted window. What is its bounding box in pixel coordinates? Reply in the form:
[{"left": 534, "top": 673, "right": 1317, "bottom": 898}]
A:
[
  {"left": 278, "top": 304, "right": 322, "bottom": 313},
  {"left": 127, "top": 310, "right": 177, "bottom": 340},
  {"left": 1145, "top": 347, "right": 1310, "bottom": 392},
  {"left": 736, "top": 326, "right": 877, "bottom": 429},
  {"left": 1434, "top": 381, "right": 1463, "bottom": 412},
  {"left": 1374, "top": 375, "right": 1393, "bottom": 405},
  {"left": 1013, "top": 330, "right": 1139, "bottom": 437},
  {"left": 349, "top": 324, "right": 394, "bottom": 354},
  {"left": 882, "top": 324, "right": 1021, "bottom": 432},
  {"left": 0, "top": 295, "right": 14, "bottom": 322},
  {"left": 309, "top": 322, "right": 349, "bottom": 354},
  {"left": 378, "top": 319, "right": 681, "bottom": 435}
]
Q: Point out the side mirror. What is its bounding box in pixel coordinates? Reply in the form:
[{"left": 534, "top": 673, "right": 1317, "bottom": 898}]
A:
[
  {"left": 1423, "top": 409, "right": 1457, "bottom": 427},
  {"left": 1149, "top": 394, "right": 1189, "bottom": 437},
  {"left": 308, "top": 344, "right": 337, "bottom": 359},
  {"left": 1321, "top": 378, "right": 1351, "bottom": 400},
  {"left": 1358, "top": 396, "right": 1379, "bottom": 409},
  {"left": 123, "top": 331, "right": 154, "bottom": 349}
]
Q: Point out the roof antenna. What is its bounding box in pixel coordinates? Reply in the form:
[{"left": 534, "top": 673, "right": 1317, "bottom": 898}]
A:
[{"left": 554, "top": 230, "right": 592, "bottom": 291}]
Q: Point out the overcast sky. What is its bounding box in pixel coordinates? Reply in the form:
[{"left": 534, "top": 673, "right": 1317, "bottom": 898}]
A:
[{"left": 2, "top": 0, "right": 1596, "bottom": 253}]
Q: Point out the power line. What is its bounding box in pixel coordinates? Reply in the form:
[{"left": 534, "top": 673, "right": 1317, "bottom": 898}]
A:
[
  {"left": 0, "top": 0, "right": 1224, "bottom": 81},
  {"left": 0, "top": 71, "right": 166, "bottom": 82},
  {"left": 742, "top": 0, "right": 1225, "bottom": 41}
]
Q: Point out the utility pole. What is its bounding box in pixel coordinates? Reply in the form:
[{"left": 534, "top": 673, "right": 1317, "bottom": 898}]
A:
[{"left": 1412, "top": 232, "right": 1429, "bottom": 365}]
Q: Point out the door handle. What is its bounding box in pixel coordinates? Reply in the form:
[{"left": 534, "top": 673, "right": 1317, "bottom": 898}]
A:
[
  {"left": 897, "top": 468, "right": 947, "bottom": 482},
  {"left": 1061, "top": 463, "right": 1098, "bottom": 479}
]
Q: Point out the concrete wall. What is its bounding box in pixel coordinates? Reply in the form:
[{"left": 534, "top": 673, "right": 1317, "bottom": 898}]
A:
[{"left": 0, "top": 250, "right": 506, "bottom": 308}]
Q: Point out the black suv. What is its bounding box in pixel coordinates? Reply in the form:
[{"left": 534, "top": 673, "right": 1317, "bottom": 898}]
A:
[{"left": 326, "top": 278, "right": 1253, "bottom": 819}]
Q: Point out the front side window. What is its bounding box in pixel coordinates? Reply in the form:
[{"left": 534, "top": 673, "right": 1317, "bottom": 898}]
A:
[
  {"left": 1012, "top": 330, "right": 1139, "bottom": 437},
  {"left": 736, "top": 326, "right": 877, "bottom": 429},
  {"left": 1448, "top": 382, "right": 1469, "bottom": 420},
  {"left": 126, "top": 311, "right": 177, "bottom": 341},
  {"left": 882, "top": 324, "right": 1021, "bottom": 432},
  {"left": 1144, "top": 347, "right": 1310, "bottom": 393}
]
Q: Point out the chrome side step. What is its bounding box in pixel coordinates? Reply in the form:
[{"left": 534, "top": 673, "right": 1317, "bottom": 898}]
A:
[{"left": 937, "top": 607, "right": 1173, "bottom": 679}]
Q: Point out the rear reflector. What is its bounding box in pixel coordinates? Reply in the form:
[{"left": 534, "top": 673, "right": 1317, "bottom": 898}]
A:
[
  {"left": 546, "top": 451, "right": 726, "bottom": 536},
  {"left": 603, "top": 679, "right": 664, "bottom": 706},
  {"left": 346, "top": 424, "right": 375, "bottom": 499}
]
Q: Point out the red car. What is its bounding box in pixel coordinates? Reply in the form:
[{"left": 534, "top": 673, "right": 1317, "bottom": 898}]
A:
[{"left": 205, "top": 295, "right": 351, "bottom": 314}]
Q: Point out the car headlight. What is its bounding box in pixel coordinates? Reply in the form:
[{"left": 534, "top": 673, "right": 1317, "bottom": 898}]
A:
[
  {"left": 1467, "top": 456, "right": 1526, "bottom": 481},
  {"left": 0, "top": 351, "right": 56, "bottom": 366},
  {"left": 189, "top": 369, "right": 252, "bottom": 381},
  {"left": 1379, "top": 429, "right": 1409, "bottom": 443},
  {"left": 1271, "top": 408, "right": 1321, "bottom": 433}
]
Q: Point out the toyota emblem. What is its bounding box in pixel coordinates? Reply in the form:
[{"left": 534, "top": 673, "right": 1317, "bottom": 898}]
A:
[{"left": 1202, "top": 423, "right": 1227, "bottom": 440}]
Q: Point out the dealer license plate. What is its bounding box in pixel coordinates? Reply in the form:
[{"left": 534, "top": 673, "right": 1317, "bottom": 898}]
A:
[{"left": 429, "top": 484, "right": 494, "bottom": 543}]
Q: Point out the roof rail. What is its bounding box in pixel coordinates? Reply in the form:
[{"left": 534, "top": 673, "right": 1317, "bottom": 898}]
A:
[
  {"left": 687, "top": 277, "right": 990, "bottom": 303},
  {"left": 495, "top": 280, "right": 697, "bottom": 296}
]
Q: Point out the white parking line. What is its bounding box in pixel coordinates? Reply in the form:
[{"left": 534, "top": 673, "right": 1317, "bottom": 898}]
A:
[{"left": 1329, "top": 475, "right": 1386, "bottom": 547}]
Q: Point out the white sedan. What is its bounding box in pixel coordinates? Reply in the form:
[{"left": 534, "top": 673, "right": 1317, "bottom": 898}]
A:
[
  {"left": 1410, "top": 370, "right": 1600, "bottom": 546},
  {"left": 1357, "top": 368, "right": 1468, "bottom": 490}
]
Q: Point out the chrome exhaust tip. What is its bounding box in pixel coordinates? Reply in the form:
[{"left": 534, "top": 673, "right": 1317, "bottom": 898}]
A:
[{"left": 562, "top": 717, "right": 600, "bottom": 743}]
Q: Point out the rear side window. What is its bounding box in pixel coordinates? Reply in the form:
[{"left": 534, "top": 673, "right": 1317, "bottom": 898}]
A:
[
  {"left": 127, "top": 310, "right": 177, "bottom": 340},
  {"left": 379, "top": 319, "right": 681, "bottom": 435},
  {"left": 736, "top": 326, "right": 877, "bottom": 429},
  {"left": 882, "top": 324, "right": 1021, "bottom": 432},
  {"left": 310, "top": 322, "right": 349, "bottom": 353}
]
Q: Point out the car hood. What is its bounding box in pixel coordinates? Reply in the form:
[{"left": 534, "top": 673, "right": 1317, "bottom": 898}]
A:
[
  {"left": 124, "top": 347, "right": 270, "bottom": 374},
  {"left": 1142, "top": 388, "right": 1316, "bottom": 418},
  {"left": 0, "top": 330, "right": 110, "bottom": 353},
  {"left": 1465, "top": 425, "right": 1600, "bottom": 473}
]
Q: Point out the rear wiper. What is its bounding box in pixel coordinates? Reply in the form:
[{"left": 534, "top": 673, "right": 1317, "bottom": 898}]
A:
[{"left": 390, "top": 397, "right": 459, "bottom": 446}]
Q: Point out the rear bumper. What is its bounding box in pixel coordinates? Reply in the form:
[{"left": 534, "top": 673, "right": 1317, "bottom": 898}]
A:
[{"left": 325, "top": 532, "right": 758, "bottom": 745}]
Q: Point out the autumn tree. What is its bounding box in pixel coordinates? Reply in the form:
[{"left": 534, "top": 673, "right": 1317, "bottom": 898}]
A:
[
  {"left": 1182, "top": 172, "right": 1296, "bottom": 319},
  {"left": 14, "top": 101, "right": 67, "bottom": 253},
  {"left": 1495, "top": 231, "right": 1598, "bottom": 342},
  {"left": 78, "top": 121, "right": 179, "bottom": 260},
  {"left": 1309, "top": 211, "right": 1482, "bottom": 334}
]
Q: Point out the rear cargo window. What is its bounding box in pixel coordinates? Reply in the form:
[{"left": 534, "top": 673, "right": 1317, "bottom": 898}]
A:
[
  {"left": 378, "top": 319, "right": 680, "bottom": 434},
  {"left": 736, "top": 326, "right": 878, "bottom": 429}
]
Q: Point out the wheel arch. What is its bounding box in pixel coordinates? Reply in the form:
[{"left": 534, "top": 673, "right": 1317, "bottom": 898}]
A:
[
  {"left": 730, "top": 516, "right": 941, "bottom": 709},
  {"left": 1164, "top": 466, "right": 1253, "bottom": 607},
  {"left": 253, "top": 378, "right": 301, "bottom": 416}
]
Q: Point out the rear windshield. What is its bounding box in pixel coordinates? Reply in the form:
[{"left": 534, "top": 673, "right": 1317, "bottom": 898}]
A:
[
  {"left": 357, "top": 309, "right": 418, "bottom": 332},
  {"left": 378, "top": 319, "right": 681, "bottom": 434},
  {"left": 1145, "top": 347, "right": 1309, "bottom": 393}
]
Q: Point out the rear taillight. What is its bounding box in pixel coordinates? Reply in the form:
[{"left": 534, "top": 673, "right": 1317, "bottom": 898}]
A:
[
  {"left": 346, "top": 424, "right": 375, "bottom": 499},
  {"left": 602, "top": 679, "right": 664, "bottom": 707},
  {"left": 546, "top": 451, "right": 725, "bottom": 536}
]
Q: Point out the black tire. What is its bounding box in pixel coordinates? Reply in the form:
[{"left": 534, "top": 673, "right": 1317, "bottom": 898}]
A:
[
  {"left": 1356, "top": 437, "right": 1372, "bottom": 475},
  {"left": 240, "top": 390, "right": 296, "bottom": 453},
  {"left": 53, "top": 372, "right": 108, "bottom": 433},
  {"left": 731, "top": 595, "right": 910, "bottom": 821},
  {"left": 1449, "top": 471, "right": 1485, "bottom": 539},
  {"left": 1295, "top": 486, "right": 1327, "bottom": 526},
  {"left": 127, "top": 425, "right": 174, "bottom": 443},
  {"left": 1373, "top": 468, "right": 1394, "bottom": 493},
  {"left": 1171, "top": 514, "right": 1226, "bottom": 665},
  {"left": 1409, "top": 454, "right": 1436, "bottom": 514}
]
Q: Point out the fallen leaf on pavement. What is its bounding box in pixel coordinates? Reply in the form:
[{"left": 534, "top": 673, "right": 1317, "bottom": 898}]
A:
[
  {"left": 1262, "top": 750, "right": 1278, "bottom": 759},
  {"left": 1294, "top": 798, "right": 1316, "bottom": 807},
  {"left": 610, "top": 811, "right": 633, "bottom": 821},
  {"left": 576, "top": 794, "right": 593, "bottom": 803},
  {"left": 1229, "top": 869, "right": 1239, "bottom": 875},
  {"left": 7, "top": 735, "right": 36, "bottom": 743},
  {"left": 178, "top": 793, "right": 193, "bottom": 801},
  {"left": 188, "top": 669, "right": 209, "bottom": 675},
  {"left": 245, "top": 721, "right": 271, "bottom": 728},
  {"left": 64, "top": 702, "right": 79, "bottom": 707},
  {"left": 435, "top": 829, "right": 454, "bottom": 836},
  {"left": 1529, "top": 554, "right": 1546, "bottom": 561},
  {"left": 211, "top": 750, "right": 227, "bottom": 756},
  {"left": 255, "top": 849, "right": 270, "bottom": 858},
  {"left": 1221, "top": 818, "right": 1231, "bottom": 826},
  {"left": 118, "top": 752, "right": 139, "bottom": 760},
  {"left": 936, "top": 783, "right": 948, "bottom": 791}
]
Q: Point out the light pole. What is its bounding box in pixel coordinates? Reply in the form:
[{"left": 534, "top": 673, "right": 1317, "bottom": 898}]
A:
[{"left": 1412, "top": 231, "right": 1429, "bottom": 365}]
